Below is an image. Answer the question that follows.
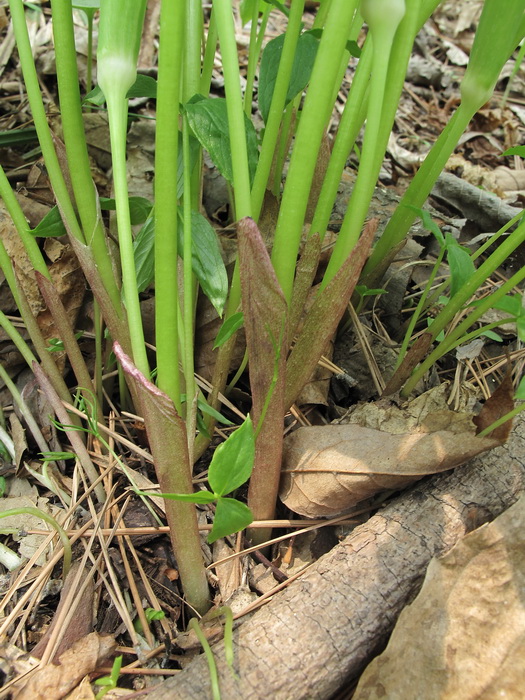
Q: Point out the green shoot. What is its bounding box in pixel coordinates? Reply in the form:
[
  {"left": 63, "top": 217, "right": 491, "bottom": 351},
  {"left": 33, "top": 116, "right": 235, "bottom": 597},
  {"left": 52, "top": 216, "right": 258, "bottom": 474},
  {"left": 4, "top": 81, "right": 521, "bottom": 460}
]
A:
[
  {"left": 94, "top": 655, "right": 123, "bottom": 700},
  {"left": 189, "top": 618, "right": 221, "bottom": 700}
]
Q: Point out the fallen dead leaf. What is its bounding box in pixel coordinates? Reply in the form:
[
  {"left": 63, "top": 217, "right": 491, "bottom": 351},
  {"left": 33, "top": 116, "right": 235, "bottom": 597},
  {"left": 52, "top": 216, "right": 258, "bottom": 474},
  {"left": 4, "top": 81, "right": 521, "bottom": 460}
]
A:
[
  {"left": 353, "top": 494, "right": 525, "bottom": 700},
  {"left": 13, "top": 632, "right": 116, "bottom": 700},
  {"left": 280, "top": 386, "right": 504, "bottom": 517}
]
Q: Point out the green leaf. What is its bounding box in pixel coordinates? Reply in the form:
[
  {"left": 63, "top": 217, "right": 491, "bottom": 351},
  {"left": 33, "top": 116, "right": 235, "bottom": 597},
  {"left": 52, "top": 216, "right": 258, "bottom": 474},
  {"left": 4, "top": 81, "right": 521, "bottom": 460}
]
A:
[
  {"left": 207, "top": 497, "right": 253, "bottom": 543},
  {"left": 259, "top": 31, "right": 319, "bottom": 124},
  {"left": 239, "top": 0, "right": 267, "bottom": 25},
  {"left": 131, "top": 207, "right": 228, "bottom": 311},
  {"left": 30, "top": 206, "right": 67, "bottom": 237},
  {"left": 407, "top": 205, "right": 444, "bottom": 246},
  {"left": 84, "top": 75, "right": 157, "bottom": 106},
  {"left": 480, "top": 329, "right": 503, "bottom": 342},
  {"left": 0, "top": 477, "right": 6, "bottom": 498},
  {"left": 263, "top": 0, "right": 289, "bottom": 17},
  {"left": 493, "top": 294, "right": 523, "bottom": 317},
  {"left": 208, "top": 416, "right": 255, "bottom": 497},
  {"left": 197, "top": 398, "right": 234, "bottom": 426},
  {"left": 180, "top": 395, "right": 234, "bottom": 426},
  {"left": 213, "top": 312, "right": 244, "bottom": 349},
  {"left": 516, "top": 375, "right": 525, "bottom": 400},
  {"left": 145, "top": 608, "right": 165, "bottom": 622},
  {"left": 503, "top": 145, "right": 525, "bottom": 157},
  {"left": 178, "top": 209, "right": 228, "bottom": 317},
  {"left": 184, "top": 95, "right": 258, "bottom": 186},
  {"left": 444, "top": 234, "right": 476, "bottom": 299},
  {"left": 73, "top": 0, "right": 100, "bottom": 9},
  {"left": 100, "top": 196, "right": 153, "bottom": 225},
  {"left": 134, "top": 488, "right": 217, "bottom": 505},
  {"left": 40, "top": 451, "right": 77, "bottom": 461},
  {"left": 354, "top": 284, "right": 387, "bottom": 298},
  {"left": 126, "top": 74, "right": 157, "bottom": 99},
  {"left": 133, "top": 215, "right": 155, "bottom": 293},
  {"left": 31, "top": 196, "right": 153, "bottom": 239},
  {"left": 83, "top": 85, "right": 106, "bottom": 106},
  {"left": 0, "top": 127, "right": 38, "bottom": 146}
]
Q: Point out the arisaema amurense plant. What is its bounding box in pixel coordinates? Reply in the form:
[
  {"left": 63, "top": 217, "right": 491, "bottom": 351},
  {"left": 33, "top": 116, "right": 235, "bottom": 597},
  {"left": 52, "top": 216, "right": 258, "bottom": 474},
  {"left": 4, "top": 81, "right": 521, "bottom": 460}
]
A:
[{"left": 0, "top": 0, "right": 524, "bottom": 617}]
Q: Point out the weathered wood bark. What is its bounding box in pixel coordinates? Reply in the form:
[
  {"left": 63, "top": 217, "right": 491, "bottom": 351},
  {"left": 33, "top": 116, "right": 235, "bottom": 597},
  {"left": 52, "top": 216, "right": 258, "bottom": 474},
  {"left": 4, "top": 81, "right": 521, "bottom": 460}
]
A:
[{"left": 149, "top": 418, "right": 525, "bottom": 700}]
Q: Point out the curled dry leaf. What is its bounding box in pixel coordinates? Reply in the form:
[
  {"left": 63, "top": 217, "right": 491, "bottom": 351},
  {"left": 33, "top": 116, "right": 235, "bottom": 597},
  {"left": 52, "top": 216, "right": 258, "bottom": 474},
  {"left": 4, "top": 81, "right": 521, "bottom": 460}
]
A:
[
  {"left": 280, "top": 408, "right": 502, "bottom": 518},
  {"left": 353, "top": 494, "right": 525, "bottom": 700},
  {"left": 13, "top": 632, "right": 116, "bottom": 700}
]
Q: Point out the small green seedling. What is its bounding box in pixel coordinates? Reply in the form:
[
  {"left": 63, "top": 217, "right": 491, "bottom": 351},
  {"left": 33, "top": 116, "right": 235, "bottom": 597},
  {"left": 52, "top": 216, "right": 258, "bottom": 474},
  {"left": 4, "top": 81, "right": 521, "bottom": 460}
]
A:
[
  {"left": 135, "top": 416, "right": 255, "bottom": 544},
  {"left": 134, "top": 607, "right": 166, "bottom": 635},
  {"left": 94, "top": 655, "right": 122, "bottom": 700}
]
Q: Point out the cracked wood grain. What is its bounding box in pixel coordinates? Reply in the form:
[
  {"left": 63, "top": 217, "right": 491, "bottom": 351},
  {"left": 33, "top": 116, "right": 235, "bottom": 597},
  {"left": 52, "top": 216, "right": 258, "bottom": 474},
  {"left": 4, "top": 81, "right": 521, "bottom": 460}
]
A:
[{"left": 147, "top": 417, "right": 525, "bottom": 700}]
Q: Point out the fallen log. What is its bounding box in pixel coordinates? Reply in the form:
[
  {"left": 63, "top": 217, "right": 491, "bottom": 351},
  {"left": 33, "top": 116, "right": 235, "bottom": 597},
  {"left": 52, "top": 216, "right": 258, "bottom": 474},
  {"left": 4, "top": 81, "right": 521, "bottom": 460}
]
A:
[{"left": 147, "top": 417, "right": 525, "bottom": 699}]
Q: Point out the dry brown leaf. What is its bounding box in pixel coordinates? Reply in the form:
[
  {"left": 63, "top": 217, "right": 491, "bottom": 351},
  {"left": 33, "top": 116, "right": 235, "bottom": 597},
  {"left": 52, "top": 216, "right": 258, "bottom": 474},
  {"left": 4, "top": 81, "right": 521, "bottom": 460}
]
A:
[
  {"left": 280, "top": 408, "right": 501, "bottom": 517},
  {"left": 353, "top": 494, "right": 525, "bottom": 700},
  {"left": 13, "top": 632, "right": 116, "bottom": 700},
  {"left": 31, "top": 562, "right": 95, "bottom": 662},
  {"left": 63, "top": 676, "right": 96, "bottom": 700},
  {"left": 473, "top": 370, "right": 514, "bottom": 441}
]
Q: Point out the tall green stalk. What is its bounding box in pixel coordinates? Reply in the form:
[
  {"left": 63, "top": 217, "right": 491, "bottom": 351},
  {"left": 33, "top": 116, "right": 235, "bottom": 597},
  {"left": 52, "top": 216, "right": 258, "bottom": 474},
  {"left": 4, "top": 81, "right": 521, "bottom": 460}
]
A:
[
  {"left": 251, "top": 0, "right": 305, "bottom": 221},
  {"left": 154, "top": 0, "right": 185, "bottom": 413},
  {"left": 363, "top": 0, "right": 525, "bottom": 281},
  {"left": 97, "top": 0, "right": 149, "bottom": 378},
  {"left": 51, "top": 0, "right": 122, "bottom": 315},
  {"left": 270, "top": 0, "right": 359, "bottom": 302},
  {"left": 9, "top": 0, "right": 84, "bottom": 244}
]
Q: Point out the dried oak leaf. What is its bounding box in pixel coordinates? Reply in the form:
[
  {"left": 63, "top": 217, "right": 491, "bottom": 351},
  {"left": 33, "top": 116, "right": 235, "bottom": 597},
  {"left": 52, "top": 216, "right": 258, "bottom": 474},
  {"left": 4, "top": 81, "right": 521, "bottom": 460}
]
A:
[
  {"left": 353, "top": 494, "right": 525, "bottom": 699},
  {"left": 280, "top": 409, "right": 502, "bottom": 517}
]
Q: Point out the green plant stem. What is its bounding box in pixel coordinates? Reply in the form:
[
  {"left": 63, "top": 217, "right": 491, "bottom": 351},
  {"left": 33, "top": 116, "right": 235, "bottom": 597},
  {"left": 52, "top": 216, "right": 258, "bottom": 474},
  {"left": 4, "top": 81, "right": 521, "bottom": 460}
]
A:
[
  {"left": 0, "top": 507, "right": 71, "bottom": 578},
  {"left": 198, "top": 0, "right": 256, "bottom": 439},
  {"left": 0, "top": 165, "right": 49, "bottom": 278},
  {"left": 403, "top": 260, "right": 525, "bottom": 396},
  {"left": 213, "top": 0, "right": 252, "bottom": 220},
  {"left": 154, "top": 0, "right": 185, "bottom": 413},
  {"left": 251, "top": 0, "right": 305, "bottom": 220},
  {"left": 85, "top": 8, "right": 95, "bottom": 91},
  {"left": 270, "top": 0, "right": 359, "bottom": 302},
  {"left": 182, "top": 116, "right": 196, "bottom": 420},
  {"left": 396, "top": 248, "right": 445, "bottom": 369},
  {"left": 106, "top": 93, "right": 149, "bottom": 377},
  {"left": 0, "top": 243, "right": 82, "bottom": 422},
  {"left": 271, "top": 99, "right": 296, "bottom": 197},
  {"left": 9, "top": 0, "right": 85, "bottom": 245},
  {"left": 313, "top": 0, "right": 332, "bottom": 28},
  {"left": 363, "top": 0, "right": 525, "bottom": 282},
  {"left": 200, "top": 9, "right": 218, "bottom": 95},
  {"left": 243, "top": 2, "right": 270, "bottom": 117},
  {"left": 322, "top": 0, "right": 423, "bottom": 286},
  {"left": 0, "top": 308, "right": 37, "bottom": 368},
  {"left": 243, "top": 0, "right": 260, "bottom": 116},
  {"left": 502, "top": 38, "right": 525, "bottom": 108},
  {"left": 422, "top": 218, "right": 525, "bottom": 347},
  {"left": 309, "top": 38, "right": 372, "bottom": 239},
  {"left": 189, "top": 618, "right": 221, "bottom": 700},
  {"left": 51, "top": 0, "right": 122, "bottom": 314},
  {"left": 184, "top": 0, "right": 203, "bottom": 101},
  {"left": 478, "top": 402, "right": 525, "bottom": 438}
]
